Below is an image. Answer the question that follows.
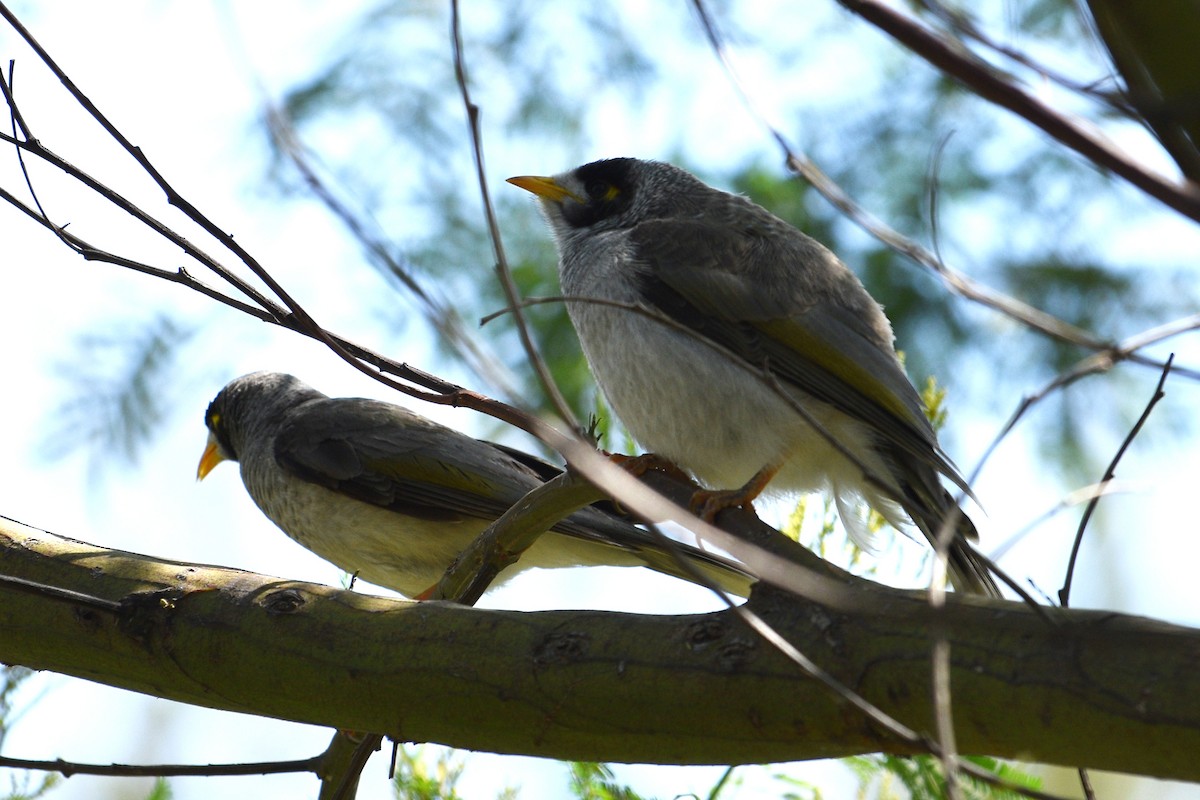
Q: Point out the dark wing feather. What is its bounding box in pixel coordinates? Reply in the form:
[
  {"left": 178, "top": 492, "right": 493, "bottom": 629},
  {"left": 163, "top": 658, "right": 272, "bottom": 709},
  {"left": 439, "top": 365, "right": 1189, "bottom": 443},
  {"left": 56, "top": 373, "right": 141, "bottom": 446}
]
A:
[
  {"left": 274, "top": 398, "right": 543, "bottom": 522},
  {"left": 272, "top": 397, "right": 757, "bottom": 592},
  {"left": 630, "top": 218, "right": 968, "bottom": 491}
]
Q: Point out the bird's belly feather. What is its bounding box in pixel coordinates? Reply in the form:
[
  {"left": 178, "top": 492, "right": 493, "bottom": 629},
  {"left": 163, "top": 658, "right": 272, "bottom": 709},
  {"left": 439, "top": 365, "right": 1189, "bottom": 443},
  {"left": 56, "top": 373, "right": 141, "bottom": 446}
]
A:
[{"left": 568, "top": 299, "right": 885, "bottom": 496}]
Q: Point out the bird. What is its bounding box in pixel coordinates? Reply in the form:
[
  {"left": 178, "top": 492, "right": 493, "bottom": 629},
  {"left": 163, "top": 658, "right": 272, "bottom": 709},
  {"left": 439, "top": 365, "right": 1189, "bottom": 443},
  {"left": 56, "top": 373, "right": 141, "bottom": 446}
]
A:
[
  {"left": 508, "top": 158, "right": 998, "bottom": 595},
  {"left": 196, "top": 371, "right": 753, "bottom": 599}
]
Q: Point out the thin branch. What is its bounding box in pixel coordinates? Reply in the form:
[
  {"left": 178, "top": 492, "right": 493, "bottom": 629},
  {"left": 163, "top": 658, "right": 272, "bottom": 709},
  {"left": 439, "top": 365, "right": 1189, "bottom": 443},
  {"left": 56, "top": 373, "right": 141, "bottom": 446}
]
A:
[
  {"left": 0, "top": 754, "right": 322, "bottom": 778},
  {"left": 5, "top": 60, "right": 55, "bottom": 236},
  {"left": 0, "top": 4, "right": 312, "bottom": 311},
  {"left": 263, "top": 103, "right": 524, "bottom": 403},
  {"left": 0, "top": 8, "right": 465, "bottom": 425},
  {"left": 449, "top": 0, "right": 578, "bottom": 429},
  {"left": 705, "top": 766, "right": 737, "bottom": 800},
  {"left": 990, "top": 479, "right": 1139, "bottom": 561},
  {"left": 0, "top": 77, "right": 284, "bottom": 317},
  {"left": 931, "top": 637, "right": 962, "bottom": 800},
  {"left": 913, "top": 0, "right": 1130, "bottom": 112},
  {"left": 731, "top": 598, "right": 931, "bottom": 749},
  {"left": 836, "top": 0, "right": 1200, "bottom": 223},
  {"left": 1059, "top": 353, "right": 1174, "bottom": 606},
  {"left": 969, "top": 318, "right": 1200, "bottom": 485},
  {"left": 0, "top": 572, "right": 121, "bottom": 614},
  {"left": 1076, "top": 765, "right": 1098, "bottom": 800}
]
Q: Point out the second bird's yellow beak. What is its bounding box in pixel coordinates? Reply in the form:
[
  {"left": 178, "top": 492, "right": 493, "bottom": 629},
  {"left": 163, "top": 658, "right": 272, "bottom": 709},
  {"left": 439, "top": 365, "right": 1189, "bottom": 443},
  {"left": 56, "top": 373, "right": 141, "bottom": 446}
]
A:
[
  {"left": 506, "top": 175, "right": 582, "bottom": 204},
  {"left": 196, "top": 431, "right": 227, "bottom": 481}
]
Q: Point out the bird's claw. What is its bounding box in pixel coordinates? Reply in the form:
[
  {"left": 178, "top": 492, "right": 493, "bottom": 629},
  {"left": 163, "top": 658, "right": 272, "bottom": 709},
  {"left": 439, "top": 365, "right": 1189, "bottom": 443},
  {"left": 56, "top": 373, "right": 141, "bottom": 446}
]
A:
[{"left": 689, "top": 487, "right": 759, "bottom": 522}]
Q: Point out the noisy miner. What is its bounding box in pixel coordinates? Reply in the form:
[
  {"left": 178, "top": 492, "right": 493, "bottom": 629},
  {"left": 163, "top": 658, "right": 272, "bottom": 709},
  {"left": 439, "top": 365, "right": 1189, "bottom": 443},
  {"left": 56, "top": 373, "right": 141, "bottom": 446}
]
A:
[
  {"left": 197, "top": 371, "right": 753, "bottom": 599},
  {"left": 508, "top": 158, "right": 998, "bottom": 595}
]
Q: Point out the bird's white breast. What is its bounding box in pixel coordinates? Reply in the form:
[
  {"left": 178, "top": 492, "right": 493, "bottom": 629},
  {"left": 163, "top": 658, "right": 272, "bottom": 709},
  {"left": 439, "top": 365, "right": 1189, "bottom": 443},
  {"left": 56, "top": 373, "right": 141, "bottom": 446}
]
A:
[{"left": 559, "top": 230, "right": 886, "bottom": 497}]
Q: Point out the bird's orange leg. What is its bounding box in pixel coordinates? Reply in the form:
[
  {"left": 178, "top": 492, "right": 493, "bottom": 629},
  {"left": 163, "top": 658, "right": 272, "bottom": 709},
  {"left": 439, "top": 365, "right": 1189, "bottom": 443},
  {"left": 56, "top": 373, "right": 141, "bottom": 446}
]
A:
[{"left": 690, "top": 462, "right": 782, "bottom": 522}]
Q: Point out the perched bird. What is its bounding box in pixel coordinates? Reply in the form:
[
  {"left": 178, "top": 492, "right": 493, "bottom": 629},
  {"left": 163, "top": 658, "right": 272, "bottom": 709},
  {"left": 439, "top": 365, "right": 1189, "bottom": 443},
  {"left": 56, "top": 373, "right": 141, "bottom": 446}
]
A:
[
  {"left": 508, "top": 158, "right": 998, "bottom": 595},
  {"left": 196, "top": 371, "right": 753, "bottom": 599}
]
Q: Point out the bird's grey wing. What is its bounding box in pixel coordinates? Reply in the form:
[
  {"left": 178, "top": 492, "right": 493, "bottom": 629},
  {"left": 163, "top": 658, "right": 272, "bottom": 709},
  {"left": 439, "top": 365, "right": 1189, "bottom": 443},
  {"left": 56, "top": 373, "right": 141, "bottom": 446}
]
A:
[
  {"left": 275, "top": 399, "right": 755, "bottom": 591},
  {"left": 630, "top": 218, "right": 966, "bottom": 486},
  {"left": 489, "top": 441, "right": 565, "bottom": 482},
  {"left": 274, "top": 398, "right": 543, "bottom": 522}
]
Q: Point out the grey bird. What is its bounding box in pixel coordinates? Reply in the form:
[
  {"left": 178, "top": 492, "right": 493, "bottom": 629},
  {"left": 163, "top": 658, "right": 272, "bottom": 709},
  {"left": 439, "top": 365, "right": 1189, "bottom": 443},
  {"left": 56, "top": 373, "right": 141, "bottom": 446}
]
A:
[
  {"left": 508, "top": 158, "right": 998, "bottom": 595},
  {"left": 197, "top": 371, "right": 753, "bottom": 599}
]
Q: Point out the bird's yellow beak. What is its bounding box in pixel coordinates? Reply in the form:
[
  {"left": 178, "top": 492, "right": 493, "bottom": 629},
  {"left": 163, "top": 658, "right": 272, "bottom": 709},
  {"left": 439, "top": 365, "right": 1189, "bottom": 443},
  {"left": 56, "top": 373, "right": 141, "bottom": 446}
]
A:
[
  {"left": 506, "top": 175, "right": 582, "bottom": 204},
  {"left": 196, "top": 431, "right": 226, "bottom": 481}
]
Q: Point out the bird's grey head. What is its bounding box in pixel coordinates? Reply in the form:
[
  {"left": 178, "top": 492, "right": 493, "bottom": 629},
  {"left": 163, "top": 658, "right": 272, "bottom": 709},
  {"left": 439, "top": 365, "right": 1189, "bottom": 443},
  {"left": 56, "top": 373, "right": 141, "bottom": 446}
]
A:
[
  {"left": 511, "top": 158, "right": 714, "bottom": 242},
  {"left": 204, "top": 371, "right": 321, "bottom": 463}
]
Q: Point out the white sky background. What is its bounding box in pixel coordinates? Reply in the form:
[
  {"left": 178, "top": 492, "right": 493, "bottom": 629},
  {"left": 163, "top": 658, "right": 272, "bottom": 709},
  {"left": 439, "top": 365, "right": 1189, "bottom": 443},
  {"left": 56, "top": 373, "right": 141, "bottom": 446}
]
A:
[{"left": 1, "top": 2, "right": 1199, "bottom": 799}]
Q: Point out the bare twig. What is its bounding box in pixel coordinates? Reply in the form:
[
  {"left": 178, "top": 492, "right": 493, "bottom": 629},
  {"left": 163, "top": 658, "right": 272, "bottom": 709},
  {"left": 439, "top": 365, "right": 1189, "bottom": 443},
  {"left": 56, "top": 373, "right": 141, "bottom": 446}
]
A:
[
  {"left": 0, "top": 754, "right": 322, "bottom": 778},
  {"left": 913, "top": 0, "right": 1130, "bottom": 112},
  {"left": 836, "top": 0, "right": 1200, "bottom": 223},
  {"left": 969, "top": 316, "right": 1200, "bottom": 484},
  {"left": 448, "top": 0, "right": 577, "bottom": 430},
  {"left": 1059, "top": 353, "right": 1174, "bottom": 606},
  {"left": 1077, "top": 765, "right": 1098, "bottom": 800},
  {"left": 263, "top": 104, "right": 523, "bottom": 403},
  {"left": 0, "top": 572, "right": 121, "bottom": 614},
  {"left": 0, "top": 6, "right": 486, "bottom": 428},
  {"left": 990, "top": 480, "right": 1139, "bottom": 561}
]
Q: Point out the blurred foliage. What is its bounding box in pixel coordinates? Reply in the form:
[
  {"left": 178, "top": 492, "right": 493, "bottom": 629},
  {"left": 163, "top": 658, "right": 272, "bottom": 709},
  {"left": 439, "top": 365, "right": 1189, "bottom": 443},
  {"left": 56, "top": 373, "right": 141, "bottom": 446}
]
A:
[
  {"left": 39, "top": 315, "right": 194, "bottom": 480},
  {"left": 846, "top": 754, "right": 1042, "bottom": 799},
  {"left": 568, "top": 763, "right": 649, "bottom": 800},
  {"left": 142, "top": 778, "right": 172, "bottom": 800},
  {"left": 390, "top": 745, "right": 516, "bottom": 800}
]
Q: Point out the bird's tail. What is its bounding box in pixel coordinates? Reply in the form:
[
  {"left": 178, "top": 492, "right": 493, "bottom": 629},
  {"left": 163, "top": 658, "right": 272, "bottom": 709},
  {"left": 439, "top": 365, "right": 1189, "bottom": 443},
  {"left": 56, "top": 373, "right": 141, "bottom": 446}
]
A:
[
  {"left": 947, "top": 527, "right": 1000, "bottom": 597},
  {"left": 923, "top": 499, "right": 1000, "bottom": 597}
]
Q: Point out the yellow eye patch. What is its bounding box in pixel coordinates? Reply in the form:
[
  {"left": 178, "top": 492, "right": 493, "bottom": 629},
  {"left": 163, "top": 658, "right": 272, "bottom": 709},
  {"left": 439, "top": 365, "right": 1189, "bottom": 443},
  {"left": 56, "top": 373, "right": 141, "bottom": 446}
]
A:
[{"left": 602, "top": 184, "right": 621, "bottom": 202}]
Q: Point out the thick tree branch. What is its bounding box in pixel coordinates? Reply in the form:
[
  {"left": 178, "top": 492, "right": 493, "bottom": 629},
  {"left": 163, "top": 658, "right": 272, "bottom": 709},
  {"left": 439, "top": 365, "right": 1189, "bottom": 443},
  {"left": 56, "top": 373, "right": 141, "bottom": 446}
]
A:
[{"left": 2, "top": 513, "right": 1199, "bottom": 780}]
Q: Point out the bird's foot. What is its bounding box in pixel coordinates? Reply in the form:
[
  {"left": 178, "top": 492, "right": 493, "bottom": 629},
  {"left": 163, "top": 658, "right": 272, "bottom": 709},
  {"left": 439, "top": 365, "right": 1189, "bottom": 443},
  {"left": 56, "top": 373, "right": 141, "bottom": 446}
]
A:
[
  {"left": 689, "top": 463, "right": 781, "bottom": 522},
  {"left": 608, "top": 451, "right": 691, "bottom": 482},
  {"left": 599, "top": 452, "right": 693, "bottom": 517},
  {"left": 689, "top": 487, "right": 759, "bottom": 522}
]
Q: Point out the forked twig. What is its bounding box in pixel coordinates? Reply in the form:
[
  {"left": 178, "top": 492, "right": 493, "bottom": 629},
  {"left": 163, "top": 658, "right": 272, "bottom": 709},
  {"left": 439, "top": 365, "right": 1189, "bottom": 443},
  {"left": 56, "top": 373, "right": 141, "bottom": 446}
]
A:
[
  {"left": 1059, "top": 353, "right": 1174, "bottom": 606},
  {"left": 263, "top": 103, "right": 524, "bottom": 404}
]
